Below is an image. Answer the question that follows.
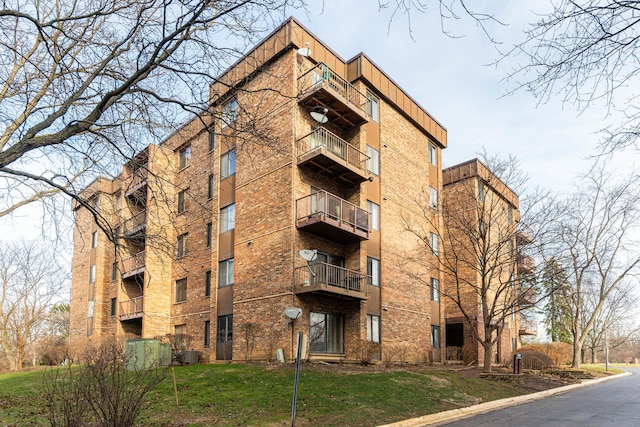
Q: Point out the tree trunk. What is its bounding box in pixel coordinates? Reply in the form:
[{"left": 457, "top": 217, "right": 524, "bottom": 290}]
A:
[{"left": 572, "top": 340, "right": 582, "bottom": 368}]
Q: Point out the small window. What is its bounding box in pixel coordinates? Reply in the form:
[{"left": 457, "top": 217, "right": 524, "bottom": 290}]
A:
[
  {"left": 508, "top": 206, "right": 514, "bottom": 224},
  {"left": 176, "top": 233, "right": 187, "bottom": 258},
  {"left": 205, "top": 270, "right": 212, "bottom": 297},
  {"left": 179, "top": 146, "right": 191, "bottom": 169},
  {"left": 431, "top": 325, "right": 441, "bottom": 348},
  {"left": 429, "top": 233, "right": 439, "bottom": 256},
  {"left": 366, "top": 91, "right": 379, "bottom": 123},
  {"left": 366, "top": 146, "right": 380, "bottom": 175},
  {"left": 91, "top": 231, "right": 98, "bottom": 248},
  {"left": 206, "top": 222, "right": 213, "bottom": 248},
  {"left": 89, "top": 265, "right": 96, "bottom": 283},
  {"left": 208, "top": 174, "right": 214, "bottom": 199},
  {"left": 222, "top": 97, "right": 238, "bottom": 126},
  {"left": 204, "top": 320, "right": 211, "bottom": 347},
  {"left": 209, "top": 128, "right": 215, "bottom": 151},
  {"left": 174, "top": 324, "right": 186, "bottom": 336},
  {"left": 367, "top": 201, "right": 380, "bottom": 231},
  {"left": 220, "top": 203, "right": 235, "bottom": 233},
  {"left": 177, "top": 189, "right": 187, "bottom": 214},
  {"left": 478, "top": 182, "right": 485, "bottom": 202},
  {"left": 367, "top": 257, "right": 380, "bottom": 286},
  {"left": 87, "top": 300, "right": 95, "bottom": 318},
  {"left": 111, "top": 262, "right": 118, "bottom": 281},
  {"left": 221, "top": 149, "right": 236, "bottom": 180},
  {"left": 175, "top": 278, "right": 187, "bottom": 303},
  {"left": 430, "top": 278, "right": 440, "bottom": 302},
  {"left": 366, "top": 314, "right": 380, "bottom": 343},
  {"left": 110, "top": 298, "right": 117, "bottom": 316},
  {"left": 428, "top": 143, "right": 437, "bottom": 166},
  {"left": 218, "top": 258, "right": 234, "bottom": 287},
  {"left": 429, "top": 186, "right": 438, "bottom": 210},
  {"left": 217, "top": 315, "right": 233, "bottom": 342}
]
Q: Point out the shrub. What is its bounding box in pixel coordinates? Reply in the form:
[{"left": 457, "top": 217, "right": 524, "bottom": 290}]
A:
[{"left": 525, "top": 342, "right": 573, "bottom": 367}]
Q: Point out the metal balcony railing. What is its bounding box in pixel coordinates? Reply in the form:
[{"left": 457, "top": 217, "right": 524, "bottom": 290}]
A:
[
  {"left": 519, "top": 319, "right": 538, "bottom": 335},
  {"left": 298, "top": 63, "right": 368, "bottom": 114},
  {"left": 121, "top": 251, "right": 145, "bottom": 278},
  {"left": 297, "top": 127, "right": 369, "bottom": 172},
  {"left": 120, "top": 296, "right": 143, "bottom": 321},
  {"left": 123, "top": 210, "right": 146, "bottom": 237},
  {"left": 295, "top": 263, "right": 368, "bottom": 298}
]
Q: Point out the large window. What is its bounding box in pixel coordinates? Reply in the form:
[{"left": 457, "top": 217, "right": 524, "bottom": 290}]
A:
[
  {"left": 222, "top": 97, "right": 238, "bottom": 126},
  {"left": 176, "top": 233, "right": 187, "bottom": 258},
  {"left": 204, "top": 320, "right": 211, "bottom": 347},
  {"left": 366, "top": 145, "right": 380, "bottom": 175},
  {"left": 429, "top": 232, "right": 439, "bottom": 256},
  {"left": 428, "top": 143, "right": 437, "bottom": 166},
  {"left": 429, "top": 186, "right": 438, "bottom": 210},
  {"left": 220, "top": 203, "right": 236, "bottom": 233},
  {"left": 177, "top": 189, "right": 187, "bottom": 214},
  {"left": 431, "top": 325, "right": 441, "bottom": 349},
  {"left": 366, "top": 314, "right": 380, "bottom": 343},
  {"left": 221, "top": 149, "right": 236, "bottom": 180},
  {"left": 366, "top": 91, "right": 379, "bottom": 122},
  {"left": 430, "top": 278, "right": 440, "bottom": 302},
  {"left": 175, "top": 278, "right": 187, "bottom": 303},
  {"left": 309, "top": 312, "right": 344, "bottom": 354},
  {"left": 367, "top": 257, "right": 380, "bottom": 286},
  {"left": 205, "top": 270, "right": 212, "bottom": 297},
  {"left": 367, "top": 201, "right": 380, "bottom": 231},
  {"left": 179, "top": 145, "right": 191, "bottom": 169},
  {"left": 218, "top": 258, "right": 234, "bottom": 287},
  {"left": 217, "top": 315, "right": 233, "bottom": 342}
]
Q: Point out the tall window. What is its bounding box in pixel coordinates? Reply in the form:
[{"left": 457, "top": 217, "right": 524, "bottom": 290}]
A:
[
  {"left": 110, "top": 298, "right": 117, "bottom": 316},
  {"left": 221, "top": 149, "right": 236, "bottom": 180},
  {"left": 176, "top": 233, "right": 187, "bottom": 258},
  {"left": 310, "top": 312, "right": 344, "bottom": 354},
  {"left": 366, "top": 314, "right": 380, "bottom": 343},
  {"left": 431, "top": 325, "right": 441, "bottom": 348},
  {"left": 112, "top": 262, "right": 118, "bottom": 281},
  {"left": 367, "top": 257, "right": 380, "bottom": 286},
  {"left": 209, "top": 128, "right": 215, "bottom": 151},
  {"left": 175, "top": 278, "right": 187, "bottom": 303},
  {"left": 177, "top": 189, "right": 187, "bottom": 214},
  {"left": 428, "top": 143, "right": 437, "bottom": 166},
  {"left": 366, "top": 145, "right": 380, "bottom": 175},
  {"left": 205, "top": 270, "right": 212, "bottom": 297},
  {"left": 429, "top": 232, "right": 439, "bottom": 256},
  {"left": 89, "top": 265, "right": 96, "bottom": 283},
  {"left": 367, "top": 201, "right": 380, "bottom": 231},
  {"left": 222, "top": 97, "right": 238, "bottom": 126},
  {"left": 217, "top": 315, "right": 233, "bottom": 342},
  {"left": 218, "top": 258, "right": 234, "bottom": 287},
  {"left": 220, "top": 203, "right": 235, "bottom": 233},
  {"left": 478, "top": 182, "right": 485, "bottom": 202},
  {"left": 179, "top": 145, "right": 191, "bottom": 169},
  {"left": 508, "top": 206, "right": 514, "bottom": 223},
  {"left": 429, "top": 186, "right": 438, "bottom": 210},
  {"left": 206, "top": 222, "right": 213, "bottom": 248},
  {"left": 208, "top": 174, "right": 214, "bottom": 199},
  {"left": 430, "top": 278, "right": 440, "bottom": 302},
  {"left": 91, "top": 231, "right": 98, "bottom": 248},
  {"left": 366, "top": 91, "right": 379, "bottom": 122},
  {"left": 204, "top": 320, "right": 211, "bottom": 347}
]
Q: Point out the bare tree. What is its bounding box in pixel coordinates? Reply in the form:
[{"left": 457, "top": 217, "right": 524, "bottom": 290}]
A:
[
  {"left": 0, "top": 240, "right": 66, "bottom": 370},
  {"left": 503, "top": 1, "right": 640, "bottom": 153},
  {"left": 542, "top": 162, "right": 640, "bottom": 368}
]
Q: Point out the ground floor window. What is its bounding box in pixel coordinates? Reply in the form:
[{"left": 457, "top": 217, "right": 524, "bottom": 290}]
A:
[
  {"left": 217, "top": 315, "right": 233, "bottom": 343},
  {"left": 366, "top": 314, "right": 380, "bottom": 343},
  {"left": 431, "top": 325, "right": 441, "bottom": 349},
  {"left": 309, "top": 312, "right": 344, "bottom": 354}
]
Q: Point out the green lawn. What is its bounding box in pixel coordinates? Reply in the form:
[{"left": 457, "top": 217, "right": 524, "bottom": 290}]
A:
[{"left": 0, "top": 363, "right": 551, "bottom": 427}]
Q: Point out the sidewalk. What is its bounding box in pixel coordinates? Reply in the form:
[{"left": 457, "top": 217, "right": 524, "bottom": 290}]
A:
[{"left": 377, "top": 371, "right": 631, "bottom": 427}]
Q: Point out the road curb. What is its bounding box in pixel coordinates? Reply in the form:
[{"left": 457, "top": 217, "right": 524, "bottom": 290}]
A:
[{"left": 376, "top": 371, "right": 631, "bottom": 427}]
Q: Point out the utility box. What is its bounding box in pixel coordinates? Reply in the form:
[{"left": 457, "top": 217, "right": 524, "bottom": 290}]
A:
[
  {"left": 125, "top": 338, "right": 171, "bottom": 371},
  {"left": 182, "top": 350, "right": 200, "bottom": 365}
]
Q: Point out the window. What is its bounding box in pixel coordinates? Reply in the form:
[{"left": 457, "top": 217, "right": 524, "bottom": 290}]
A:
[
  {"left": 222, "top": 97, "right": 238, "bottom": 126},
  {"left": 174, "top": 324, "right": 186, "bottom": 336},
  {"left": 430, "top": 278, "right": 440, "bottom": 302},
  {"left": 220, "top": 203, "right": 235, "bottom": 233},
  {"left": 177, "top": 189, "right": 187, "bottom": 214},
  {"left": 367, "top": 201, "right": 380, "bottom": 231},
  {"left": 176, "top": 233, "right": 187, "bottom": 258},
  {"left": 204, "top": 320, "right": 211, "bottom": 347},
  {"left": 175, "top": 278, "right": 187, "bottom": 303},
  {"left": 110, "top": 298, "right": 117, "bottom": 316},
  {"left": 508, "top": 206, "right": 514, "bottom": 224},
  {"left": 116, "top": 192, "right": 122, "bottom": 211},
  {"left": 429, "top": 186, "right": 438, "bottom": 210},
  {"left": 478, "top": 182, "right": 485, "bottom": 202},
  {"left": 179, "top": 145, "right": 191, "bottom": 169},
  {"left": 221, "top": 149, "right": 236, "bottom": 180},
  {"left": 91, "top": 231, "right": 98, "bottom": 248},
  {"left": 217, "top": 315, "right": 233, "bottom": 342},
  {"left": 366, "top": 145, "right": 380, "bottom": 175},
  {"left": 205, "top": 270, "right": 212, "bottom": 297},
  {"left": 207, "top": 174, "right": 214, "bottom": 199},
  {"left": 429, "top": 232, "right": 439, "bottom": 256},
  {"left": 367, "top": 257, "right": 380, "bottom": 286},
  {"left": 310, "top": 312, "right": 344, "bottom": 354},
  {"left": 218, "top": 258, "right": 234, "bottom": 287},
  {"left": 431, "top": 325, "right": 441, "bottom": 349},
  {"left": 366, "top": 91, "right": 379, "bottom": 122},
  {"left": 206, "top": 222, "right": 213, "bottom": 248},
  {"left": 111, "top": 262, "right": 118, "bottom": 281},
  {"left": 428, "top": 143, "right": 437, "bottom": 166},
  {"left": 87, "top": 300, "right": 95, "bottom": 318},
  {"left": 366, "top": 314, "right": 380, "bottom": 343},
  {"left": 89, "top": 265, "right": 96, "bottom": 283},
  {"left": 209, "top": 128, "right": 215, "bottom": 151}
]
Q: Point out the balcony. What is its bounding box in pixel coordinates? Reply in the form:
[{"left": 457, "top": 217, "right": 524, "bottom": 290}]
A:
[
  {"left": 122, "top": 251, "right": 145, "bottom": 279},
  {"left": 120, "top": 296, "right": 143, "bottom": 321},
  {"left": 518, "top": 287, "right": 538, "bottom": 306},
  {"left": 123, "top": 210, "right": 146, "bottom": 240},
  {"left": 517, "top": 253, "right": 535, "bottom": 275},
  {"left": 124, "top": 166, "right": 148, "bottom": 202},
  {"left": 519, "top": 319, "right": 538, "bottom": 336},
  {"left": 298, "top": 63, "right": 369, "bottom": 129},
  {"left": 295, "top": 263, "right": 368, "bottom": 300},
  {"left": 296, "top": 190, "right": 369, "bottom": 243},
  {"left": 297, "top": 127, "right": 369, "bottom": 185}
]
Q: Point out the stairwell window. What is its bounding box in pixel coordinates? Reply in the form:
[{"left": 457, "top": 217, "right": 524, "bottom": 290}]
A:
[
  {"left": 366, "top": 145, "right": 379, "bottom": 175},
  {"left": 430, "top": 278, "right": 440, "bottom": 302},
  {"left": 220, "top": 203, "right": 235, "bottom": 233},
  {"left": 429, "top": 186, "right": 438, "bottom": 210},
  {"left": 367, "top": 201, "right": 380, "bottom": 231},
  {"left": 91, "top": 231, "right": 98, "bottom": 248},
  {"left": 89, "top": 265, "right": 96, "bottom": 283},
  {"left": 367, "top": 257, "right": 380, "bottom": 286},
  {"left": 209, "top": 127, "right": 216, "bottom": 152},
  {"left": 431, "top": 325, "right": 441, "bottom": 349},
  {"left": 366, "top": 314, "right": 380, "bottom": 343},
  {"left": 218, "top": 258, "right": 234, "bottom": 287},
  {"left": 206, "top": 222, "right": 213, "bottom": 247},
  {"left": 208, "top": 174, "right": 214, "bottom": 199},
  {"left": 428, "top": 143, "right": 437, "bottom": 166},
  {"left": 204, "top": 320, "right": 211, "bottom": 347},
  {"left": 221, "top": 149, "right": 236, "bottom": 180},
  {"left": 205, "top": 270, "right": 212, "bottom": 297},
  {"left": 179, "top": 145, "right": 191, "bottom": 169},
  {"left": 429, "top": 232, "right": 439, "bottom": 256},
  {"left": 366, "top": 91, "right": 379, "bottom": 122}
]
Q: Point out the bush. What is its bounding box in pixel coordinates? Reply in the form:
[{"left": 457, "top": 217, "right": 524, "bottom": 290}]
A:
[{"left": 525, "top": 342, "right": 573, "bottom": 367}]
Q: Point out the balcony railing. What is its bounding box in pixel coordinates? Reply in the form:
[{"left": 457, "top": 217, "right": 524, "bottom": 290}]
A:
[
  {"left": 120, "top": 296, "right": 143, "bottom": 321},
  {"left": 296, "top": 127, "right": 369, "bottom": 184},
  {"left": 122, "top": 251, "right": 145, "bottom": 278},
  {"left": 519, "top": 319, "right": 538, "bottom": 336},
  {"left": 517, "top": 253, "right": 535, "bottom": 275},
  {"left": 295, "top": 263, "right": 368, "bottom": 299},
  {"left": 125, "top": 166, "right": 148, "bottom": 200},
  {"left": 298, "top": 63, "right": 369, "bottom": 128},
  {"left": 296, "top": 190, "right": 369, "bottom": 243},
  {"left": 123, "top": 210, "right": 146, "bottom": 237}
]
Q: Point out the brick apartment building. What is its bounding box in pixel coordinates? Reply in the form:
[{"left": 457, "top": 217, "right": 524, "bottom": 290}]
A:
[{"left": 70, "top": 18, "right": 526, "bottom": 364}]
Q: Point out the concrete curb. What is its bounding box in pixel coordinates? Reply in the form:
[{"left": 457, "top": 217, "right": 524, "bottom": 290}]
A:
[{"left": 376, "top": 371, "right": 632, "bottom": 427}]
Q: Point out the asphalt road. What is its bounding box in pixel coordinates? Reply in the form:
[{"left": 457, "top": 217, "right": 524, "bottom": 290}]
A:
[{"left": 440, "top": 367, "right": 640, "bottom": 427}]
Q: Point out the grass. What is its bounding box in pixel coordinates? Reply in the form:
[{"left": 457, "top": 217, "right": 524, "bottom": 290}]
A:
[
  {"left": 580, "top": 363, "right": 625, "bottom": 375},
  {"left": 0, "top": 363, "right": 555, "bottom": 427}
]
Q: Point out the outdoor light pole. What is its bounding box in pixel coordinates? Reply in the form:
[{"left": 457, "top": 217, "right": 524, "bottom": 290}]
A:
[{"left": 291, "top": 331, "right": 303, "bottom": 427}]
